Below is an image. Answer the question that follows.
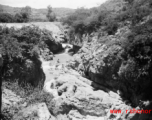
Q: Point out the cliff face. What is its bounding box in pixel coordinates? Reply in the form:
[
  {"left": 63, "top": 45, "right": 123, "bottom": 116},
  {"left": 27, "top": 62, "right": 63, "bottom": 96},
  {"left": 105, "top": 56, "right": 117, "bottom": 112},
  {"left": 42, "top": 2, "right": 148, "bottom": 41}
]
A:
[{"left": 69, "top": 26, "right": 152, "bottom": 107}]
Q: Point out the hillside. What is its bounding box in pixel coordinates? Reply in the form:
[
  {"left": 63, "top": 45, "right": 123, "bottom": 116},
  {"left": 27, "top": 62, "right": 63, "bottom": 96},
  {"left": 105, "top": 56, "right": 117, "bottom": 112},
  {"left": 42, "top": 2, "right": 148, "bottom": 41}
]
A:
[
  {"left": 0, "top": 4, "right": 75, "bottom": 21},
  {"left": 98, "top": 0, "right": 125, "bottom": 12}
]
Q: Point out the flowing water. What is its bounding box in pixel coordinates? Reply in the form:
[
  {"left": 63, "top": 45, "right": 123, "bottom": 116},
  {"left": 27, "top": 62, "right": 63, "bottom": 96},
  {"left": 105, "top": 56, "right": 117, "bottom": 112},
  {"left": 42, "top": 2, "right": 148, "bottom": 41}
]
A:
[{"left": 40, "top": 43, "right": 73, "bottom": 83}]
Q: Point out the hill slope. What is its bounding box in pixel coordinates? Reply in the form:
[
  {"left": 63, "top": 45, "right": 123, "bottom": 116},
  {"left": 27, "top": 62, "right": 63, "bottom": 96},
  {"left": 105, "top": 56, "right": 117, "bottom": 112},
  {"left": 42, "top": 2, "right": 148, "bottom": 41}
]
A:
[{"left": 0, "top": 4, "right": 75, "bottom": 21}]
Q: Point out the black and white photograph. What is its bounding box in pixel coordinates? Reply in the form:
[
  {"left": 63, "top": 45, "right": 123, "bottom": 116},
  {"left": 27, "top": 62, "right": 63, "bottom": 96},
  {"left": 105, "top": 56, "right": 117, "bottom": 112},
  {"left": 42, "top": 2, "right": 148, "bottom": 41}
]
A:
[{"left": 0, "top": 0, "right": 152, "bottom": 119}]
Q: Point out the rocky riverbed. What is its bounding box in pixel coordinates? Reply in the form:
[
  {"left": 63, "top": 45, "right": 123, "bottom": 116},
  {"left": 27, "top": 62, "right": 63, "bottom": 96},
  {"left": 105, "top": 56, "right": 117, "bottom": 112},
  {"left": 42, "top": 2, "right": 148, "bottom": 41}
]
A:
[
  {"left": 1, "top": 22, "right": 152, "bottom": 120},
  {"left": 2, "top": 43, "right": 152, "bottom": 120}
]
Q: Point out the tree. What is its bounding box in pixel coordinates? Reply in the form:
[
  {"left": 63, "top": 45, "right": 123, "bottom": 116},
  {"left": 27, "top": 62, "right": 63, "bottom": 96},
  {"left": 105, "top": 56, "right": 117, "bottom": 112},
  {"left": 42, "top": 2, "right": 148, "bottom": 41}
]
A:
[
  {"left": 21, "top": 6, "right": 31, "bottom": 16},
  {"left": 15, "top": 13, "right": 24, "bottom": 22},
  {"left": 0, "top": 13, "right": 15, "bottom": 23},
  {"left": 20, "top": 6, "right": 32, "bottom": 22},
  {"left": 46, "top": 5, "right": 56, "bottom": 22},
  {"left": 0, "top": 8, "right": 3, "bottom": 13}
]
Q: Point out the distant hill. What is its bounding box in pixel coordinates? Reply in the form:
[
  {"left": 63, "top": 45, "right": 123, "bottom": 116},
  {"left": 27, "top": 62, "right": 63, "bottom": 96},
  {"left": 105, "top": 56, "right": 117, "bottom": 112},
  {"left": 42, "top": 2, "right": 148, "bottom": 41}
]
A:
[{"left": 0, "top": 4, "right": 75, "bottom": 21}]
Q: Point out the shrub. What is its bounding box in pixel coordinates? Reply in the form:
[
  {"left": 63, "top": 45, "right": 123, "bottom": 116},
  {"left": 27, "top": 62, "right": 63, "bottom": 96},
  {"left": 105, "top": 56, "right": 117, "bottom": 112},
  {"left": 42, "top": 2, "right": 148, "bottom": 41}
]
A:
[
  {"left": 62, "top": 14, "right": 77, "bottom": 25},
  {"left": 72, "top": 21, "right": 86, "bottom": 35},
  {"left": 46, "top": 5, "right": 56, "bottom": 22},
  {"left": 103, "top": 19, "right": 119, "bottom": 35},
  {"left": 0, "top": 13, "right": 15, "bottom": 23},
  {"left": 0, "top": 26, "right": 55, "bottom": 86},
  {"left": 21, "top": 6, "right": 31, "bottom": 21}
]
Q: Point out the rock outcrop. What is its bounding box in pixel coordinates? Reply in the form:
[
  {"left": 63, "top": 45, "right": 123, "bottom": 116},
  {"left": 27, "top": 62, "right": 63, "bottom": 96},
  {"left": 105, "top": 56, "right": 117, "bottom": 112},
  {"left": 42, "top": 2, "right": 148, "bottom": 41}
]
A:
[
  {"left": 2, "top": 88, "right": 22, "bottom": 110},
  {"left": 44, "top": 38, "right": 63, "bottom": 54},
  {"left": 41, "top": 48, "right": 54, "bottom": 61},
  {"left": 13, "top": 103, "right": 55, "bottom": 120},
  {"left": 69, "top": 26, "right": 152, "bottom": 107},
  {"left": 42, "top": 58, "right": 140, "bottom": 120}
]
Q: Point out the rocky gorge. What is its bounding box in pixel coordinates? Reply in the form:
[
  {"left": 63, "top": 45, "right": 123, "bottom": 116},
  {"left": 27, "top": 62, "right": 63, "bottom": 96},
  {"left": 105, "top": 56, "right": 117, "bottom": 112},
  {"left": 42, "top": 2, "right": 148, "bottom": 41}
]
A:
[{"left": 1, "top": 20, "right": 152, "bottom": 120}]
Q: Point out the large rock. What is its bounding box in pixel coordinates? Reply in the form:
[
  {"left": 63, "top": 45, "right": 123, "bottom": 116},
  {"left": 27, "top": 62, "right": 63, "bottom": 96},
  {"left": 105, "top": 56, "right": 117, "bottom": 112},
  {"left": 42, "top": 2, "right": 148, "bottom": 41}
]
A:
[
  {"left": 41, "top": 48, "right": 54, "bottom": 61},
  {"left": 71, "top": 39, "right": 123, "bottom": 91},
  {"left": 43, "top": 64, "right": 144, "bottom": 120},
  {"left": 44, "top": 38, "right": 63, "bottom": 54},
  {"left": 44, "top": 69, "right": 123, "bottom": 118},
  {"left": 68, "top": 110, "right": 105, "bottom": 120},
  {"left": 2, "top": 88, "right": 22, "bottom": 110}
]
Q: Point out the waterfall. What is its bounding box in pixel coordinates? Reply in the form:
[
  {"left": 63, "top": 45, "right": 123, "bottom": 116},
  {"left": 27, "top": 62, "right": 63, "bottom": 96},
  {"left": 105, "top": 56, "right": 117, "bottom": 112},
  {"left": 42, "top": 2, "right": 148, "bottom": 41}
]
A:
[{"left": 61, "top": 43, "right": 73, "bottom": 53}]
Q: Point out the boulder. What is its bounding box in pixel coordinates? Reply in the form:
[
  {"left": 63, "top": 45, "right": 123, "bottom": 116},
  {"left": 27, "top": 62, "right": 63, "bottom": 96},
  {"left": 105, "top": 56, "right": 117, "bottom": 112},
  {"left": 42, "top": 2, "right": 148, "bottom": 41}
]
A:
[
  {"left": 45, "top": 74, "right": 122, "bottom": 117},
  {"left": 68, "top": 110, "right": 105, "bottom": 120},
  {"left": 2, "top": 89, "right": 22, "bottom": 109},
  {"left": 45, "top": 39, "right": 63, "bottom": 54},
  {"left": 41, "top": 48, "right": 54, "bottom": 61}
]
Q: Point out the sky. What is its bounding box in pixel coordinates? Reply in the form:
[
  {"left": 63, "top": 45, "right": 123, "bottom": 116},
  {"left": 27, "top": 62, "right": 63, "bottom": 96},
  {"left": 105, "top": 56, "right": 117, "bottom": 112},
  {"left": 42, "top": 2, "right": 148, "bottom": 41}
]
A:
[{"left": 0, "top": 0, "right": 108, "bottom": 9}]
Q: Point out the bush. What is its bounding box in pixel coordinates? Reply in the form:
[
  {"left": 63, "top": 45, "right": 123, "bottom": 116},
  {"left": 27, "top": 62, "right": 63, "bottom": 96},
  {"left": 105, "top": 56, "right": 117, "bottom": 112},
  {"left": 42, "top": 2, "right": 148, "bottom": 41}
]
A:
[
  {"left": 0, "top": 13, "right": 15, "bottom": 23},
  {"left": 14, "top": 13, "right": 30, "bottom": 23},
  {"left": 72, "top": 21, "right": 86, "bottom": 35},
  {"left": 103, "top": 19, "right": 119, "bottom": 35},
  {"left": 84, "top": 14, "right": 101, "bottom": 34},
  {"left": 0, "top": 26, "right": 56, "bottom": 86},
  {"left": 46, "top": 5, "right": 56, "bottom": 22}
]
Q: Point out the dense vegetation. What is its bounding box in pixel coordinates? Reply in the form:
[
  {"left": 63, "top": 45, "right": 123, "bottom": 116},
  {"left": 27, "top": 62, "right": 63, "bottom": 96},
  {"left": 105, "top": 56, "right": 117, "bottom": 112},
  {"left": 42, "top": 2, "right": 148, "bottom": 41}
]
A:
[
  {"left": 0, "top": 26, "right": 51, "bottom": 118},
  {"left": 61, "top": 1, "right": 125, "bottom": 45},
  {"left": 0, "top": 26, "right": 56, "bottom": 86},
  {"left": 0, "top": 23, "right": 64, "bottom": 119},
  {"left": 0, "top": 6, "right": 32, "bottom": 23},
  {"left": 120, "top": 18, "right": 152, "bottom": 101},
  {"left": 63, "top": 0, "right": 152, "bottom": 105},
  {"left": 62, "top": 0, "right": 152, "bottom": 41}
]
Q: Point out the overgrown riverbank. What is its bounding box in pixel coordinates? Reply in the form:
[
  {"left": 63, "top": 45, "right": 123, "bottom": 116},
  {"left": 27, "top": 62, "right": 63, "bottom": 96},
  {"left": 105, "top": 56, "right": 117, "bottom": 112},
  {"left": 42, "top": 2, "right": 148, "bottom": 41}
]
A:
[{"left": 0, "top": 25, "right": 64, "bottom": 119}]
